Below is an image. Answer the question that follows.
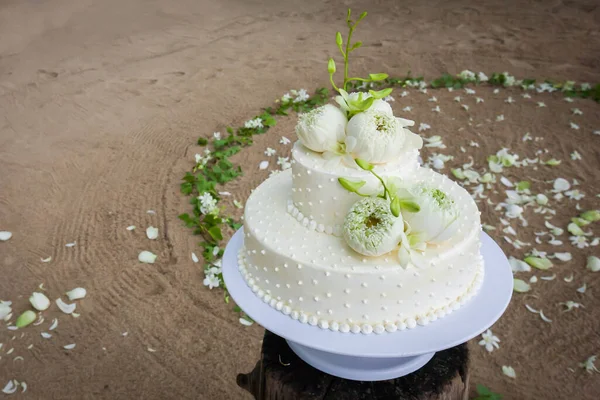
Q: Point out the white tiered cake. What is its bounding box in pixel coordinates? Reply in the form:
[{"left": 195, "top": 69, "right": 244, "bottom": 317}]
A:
[{"left": 237, "top": 96, "right": 484, "bottom": 335}]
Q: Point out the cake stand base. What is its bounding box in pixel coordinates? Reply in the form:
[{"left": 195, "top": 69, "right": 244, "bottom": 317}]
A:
[{"left": 287, "top": 340, "right": 435, "bottom": 381}]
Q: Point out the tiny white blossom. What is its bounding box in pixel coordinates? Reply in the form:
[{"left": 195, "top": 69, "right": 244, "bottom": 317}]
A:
[
  {"left": 496, "top": 114, "right": 505, "bottom": 122},
  {"left": 453, "top": 96, "right": 461, "bottom": 102},
  {"left": 203, "top": 274, "right": 220, "bottom": 289},
  {"left": 537, "top": 102, "right": 546, "bottom": 108},
  {"left": 522, "top": 93, "right": 531, "bottom": 99},
  {"left": 465, "top": 88, "right": 476, "bottom": 95},
  {"left": 428, "top": 96, "right": 438, "bottom": 102},
  {"left": 505, "top": 96, "right": 515, "bottom": 104},
  {"left": 195, "top": 153, "right": 203, "bottom": 163},
  {"left": 293, "top": 89, "right": 309, "bottom": 103},
  {"left": 402, "top": 106, "right": 412, "bottom": 112},
  {"left": 565, "top": 189, "right": 584, "bottom": 200},
  {"left": 523, "top": 132, "right": 532, "bottom": 141},
  {"left": 198, "top": 192, "right": 218, "bottom": 215},
  {"left": 244, "top": 118, "right": 264, "bottom": 129},
  {"left": 281, "top": 93, "right": 292, "bottom": 103},
  {"left": 538, "top": 82, "right": 556, "bottom": 93},
  {"left": 478, "top": 72, "right": 489, "bottom": 82},
  {"left": 277, "top": 157, "right": 292, "bottom": 170},
  {"left": 479, "top": 329, "right": 500, "bottom": 352},
  {"left": 432, "top": 105, "right": 441, "bottom": 113},
  {"left": 476, "top": 97, "right": 484, "bottom": 103},
  {"left": 570, "top": 122, "right": 580, "bottom": 130},
  {"left": 493, "top": 88, "right": 500, "bottom": 94},
  {"left": 581, "top": 83, "right": 591, "bottom": 90},
  {"left": 264, "top": 147, "right": 276, "bottom": 156},
  {"left": 470, "top": 141, "right": 479, "bottom": 147},
  {"left": 570, "top": 235, "right": 589, "bottom": 249},
  {"left": 383, "top": 95, "right": 395, "bottom": 102},
  {"left": 461, "top": 104, "right": 469, "bottom": 111},
  {"left": 580, "top": 355, "right": 599, "bottom": 373},
  {"left": 400, "top": 91, "right": 409, "bottom": 97},
  {"left": 458, "top": 70, "right": 476, "bottom": 81},
  {"left": 571, "top": 151, "right": 582, "bottom": 160},
  {"left": 572, "top": 108, "right": 583, "bottom": 115},
  {"left": 213, "top": 132, "right": 221, "bottom": 140},
  {"left": 418, "top": 123, "right": 431, "bottom": 131},
  {"left": 280, "top": 136, "right": 291, "bottom": 145}
]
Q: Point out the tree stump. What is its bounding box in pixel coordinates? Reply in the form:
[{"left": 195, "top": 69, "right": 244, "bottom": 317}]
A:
[{"left": 237, "top": 331, "right": 469, "bottom": 400}]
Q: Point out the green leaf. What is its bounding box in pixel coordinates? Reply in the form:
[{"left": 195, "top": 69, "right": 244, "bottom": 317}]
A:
[
  {"left": 197, "top": 137, "right": 208, "bottom": 146},
  {"left": 180, "top": 182, "right": 193, "bottom": 195},
  {"left": 354, "top": 158, "right": 373, "bottom": 171},
  {"left": 328, "top": 58, "right": 336, "bottom": 74},
  {"left": 207, "top": 226, "right": 223, "bottom": 242},
  {"left": 451, "top": 168, "right": 466, "bottom": 180},
  {"left": 338, "top": 177, "right": 366, "bottom": 193},
  {"left": 369, "top": 73, "right": 388, "bottom": 81},
  {"left": 581, "top": 210, "right": 600, "bottom": 222},
  {"left": 567, "top": 222, "right": 585, "bottom": 236},
  {"left": 516, "top": 181, "right": 530, "bottom": 191},
  {"left": 233, "top": 305, "right": 242, "bottom": 313},
  {"left": 476, "top": 384, "right": 492, "bottom": 396},
  {"left": 390, "top": 196, "right": 401, "bottom": 217},
  {"left": 544, "top": 158, "right": 561, "bottom": 166},
  {"left": 226, "top": 126, "right": 234, "bottom": 134},
  {"left": 571, "top": 217, "right": 591, "bottom": 227},
  {"left": 351, "top": 41, "right": 363, "bottom": 51},
  {"left": 400, "top": 200, "right": 420, "bottom": 212},
  {"left": 368, "top": 88, "right": 392, "bottom": 99},
  {"left": 16, "top": 310, "right": 37, "bottom": 328}
]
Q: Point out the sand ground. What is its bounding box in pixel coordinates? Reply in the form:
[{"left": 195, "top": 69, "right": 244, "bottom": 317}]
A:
[{"left": 1, "top": 0, "right": 600, "bottom": 399}]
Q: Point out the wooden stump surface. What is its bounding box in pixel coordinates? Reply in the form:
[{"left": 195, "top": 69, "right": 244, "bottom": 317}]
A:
[{"left": 237, "top": 330, "right": 470, "bottom": 400}]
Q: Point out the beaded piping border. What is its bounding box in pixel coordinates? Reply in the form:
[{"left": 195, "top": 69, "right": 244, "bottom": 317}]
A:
[
  {"left": 286, "top": 199, "right": 343, "bottom": 237},
  {"left": 236, "top": 246, "right": 485, "bottom": 335}
]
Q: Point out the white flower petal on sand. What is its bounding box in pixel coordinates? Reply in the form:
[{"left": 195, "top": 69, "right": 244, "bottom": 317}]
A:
[
  {"left": 525, "top": 304, "right": 539, "bottom": 313},
  {"left": 502, "top": 366, "right": 517, "bottom": 378},
  {"left": 509, "top": 257, "right": 531, "bottom": 272},
  {"left": 0, "top": 302, "right": 11, "bottom": 320},
  {"left": 49, "top": 318, "right": 58, "bottom": 331},
  {"left": 56, "top": 298, "right": 76, "bottom": 314},
  {"left": 258, "top": 161, "right": 269, "bottom": 170},
  {"left": 540, "top": 311, "right": 552, "bottom": 323},
  {"left": 345, "top": 111, "right": 421, "bottom": 164},
  {"left": 145, "top": 226, "right": 158, "bottom": 240},
  {"left": 66, "top": 288, "right": 87, "bottom": 301},
  {"left": 343, "top": 197, "right": 404, "bottom": 257},
  {"left": 554, "top": 252, "right": 572, "bottom": 261},
  {"left": 239, "top": 317, "right": 254, "bottom": 326},
  {"left": 577, "top": 283, "right": 587, "bottom": 293},
  {"left": 41, "top": 332, "right": 52, "bottom": 339},
  {"left": 29, "top": 292, "right": 50, "bottom": 311},
  {"left": 126, "top": 225, "right": 136, "bottom": 231},
  {"left": 296, "top": 104, "right": 346, "bottom": 153},
  {"left": 580, "top": 356, "right": 600, "bottom": 373},
  {"left": 191, "top": 252, "right": 199, "bottom": 263},
  {"left": 553, "top": 178, "right": 570, "bottom": 192},
  {"left": 65, "top": 241, "right": 76, "bottom": 247},
  {"left": 147, "top": 210, "right": 156, "bottom": 215},
  {"left": 513, "top": 279, "right": 531, "bottom": 293},
  {"left": 587, "top": 256, "right": 600, "bottom": 272},
  {"left": 138, "top": 251, "right": 157, "bottom": 264},
  {"left": 41, "top": 256, "right": 52, "bottom": 262},
  {"left": 2, "top": 380, "right": 18, "bottom": 394},
  {"left": 63, "top": 343, "right": 76, "bottom": 350},
  {"left": 0, "top": 231, "right": 12, "bottom": 241}
]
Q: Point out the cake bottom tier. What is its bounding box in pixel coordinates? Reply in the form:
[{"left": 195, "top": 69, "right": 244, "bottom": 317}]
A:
[{"left": 241, "top": 169, "right": 484, "bottom": 334}]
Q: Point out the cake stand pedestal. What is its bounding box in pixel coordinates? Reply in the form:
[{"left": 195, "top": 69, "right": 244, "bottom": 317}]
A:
[{"left": 223, "top": 228, "right": 512, "bottom": 382}]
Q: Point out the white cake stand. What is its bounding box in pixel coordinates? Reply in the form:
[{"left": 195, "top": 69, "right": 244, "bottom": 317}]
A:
[{"left": 223, "top": 228, "right": 513, "bottom": 381}]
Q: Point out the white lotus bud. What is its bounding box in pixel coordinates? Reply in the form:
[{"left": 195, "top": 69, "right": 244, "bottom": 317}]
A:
[
  {"left": 295, "top": 104, "right": 346, "bottom": 153},
  {"left": 343, "top": 197, "right": 404, "bottom": 257}
]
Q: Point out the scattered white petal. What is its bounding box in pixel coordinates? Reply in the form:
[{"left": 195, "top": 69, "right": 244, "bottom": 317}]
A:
[
  {"left": 522, "top": 93, "right": 531, "bottom": 99},
  {"left": 32, "top": 315, "right": 44, "bottom": 326},
  {"left": 49, "top": 318, "right": 58, "bottom": 331},
  {"left": 476, "top": 97, "right": 484, "bottom": 104},
  {"left": 56, "top": 298, "right": 76, "bottom": 314},
  {"left": 191, "top": 252, "right": 199, "bottom": 263},
  {"left": 40, "top": 256, "right": 52, "bottom": 263},
  {"left": 418, "top": 123, "right": 431, "bottom": 131},
  {"left": 500, "top": 176, "right": 513, "bottom": 187},
  {"left": 525, "top": 304, "right": 540, "bottom": 314},
  {"left": 539, "top": 311, "right": 552, "bottom": 323},
  {"left": 560, "top": 301, "right": 583, "bottom": 312},
  {"left": 453, "top": 96, "right": 461, "bottom": 102},
  {"left": 564, "top": 274, "right": 574, "bottom": 282},
  {"left": 122, "top": 332, "right": 128, "bottom": 337},
  {"left": 65, "top": 242, "right": 76, "bottom": 248},
  {"left": 264, "top": 147, "right": 276, "bottom": 156},
  {"left": 147, "top": 347, "right": 157, "bottom": 352},
  {"left": 478, "top": 329, "right": 500, "bottom": 352},
  {"left": 493, "top": 88, "right": 500, "bottom": 94},
  {"left": 138, "top": 251, "right": 157, "bottom": 264},
  {"left": 63, "top": 343, "right": 76, "bottom": 350},
  {"left": 553, "top": 178, "right": 570, "bottom": 192},
  {"left": 259, "top": 161, "right": 269, "bottom": 170},
  {"left": 509, "top": 257, "right": 531, "bottom": 272},
  {"left": 72, "top": 313, "right": 80, "bottom": 318},
  {"left": 66, "top": 288, "right": 86, "bottom": 301},
  {"left": 502, "top": 366, "right": 516, "bottom": 378},
  {"left": 402, "top": 106, "right": 412, "bottom": 112},
  {"left": 537, "top": 102, "right": 546, "bottom": 108},
  {"left": 2, "top": 380, "right": 17, "bottom": 394},
  {"left": 530, "top": 276, "right": 538, "bottom": 283},
  {"left": 126, "top": 226, "right": 136, "bottom": 231},
  {"left": 29, "top": 292, "right": 50, "bottom": 311},
  {"left": 432, "top": 105, "right": 441, "bottom": 113},
  {"left": 20, "top": 382, "right": 27, "bottom": 393},
  {"left": 541, "top": 274, "right": 556, "bottom": 281},
  {"left": 554, "top": 252, "right": 572, "bottom": 261},
  {"left": 461, "top": 104, "right": 469, "bottom": 111},
  {"left": 428, "top": 96, "right": 437, "bottom": 102},
  {"left": 280, "top": 136, "right": 291, "bottom": 145},
  {"left": 513, "top": 279, "right": 531, "bottom": 292},
  {"left": 218, "top": 192, "right": 231, "bottom": 196},
  {"left": 564, "top": 97, "right": 574, "bottom": 102},
  {"left": 577, "top": 283, "right": 587, "bottom": 293},
  {"left": 496, "top": 114, "right": 505, "bottom": 121},
  {"left": 41, "top": 332, "right": 52, "bottom": 339},
  {"left": 0, "top": 231, "right": 12, "bottom": 241},
  {"left": 572, "top": 108, "right": 583, "bottom": 115},
  {"left": 145, "top": 226, "right": 158, "bottom": 240},
  {"left": 570, "top": 122, "right": 580, "bottom": 130},
  {"left": 505, "top": 96, "right": 515, "bottom": 104},
  {"left": 239, "top": 317, "right": 254, "bottom": 326},
  {"left": 587, "top": 256, "right": 600, "bottom": 272},
  {"left": 147, "top": 210, "right": 156, "bottom": 215},
  {"left": 580, "top": 355, "right": 600, "bottom": 373}
]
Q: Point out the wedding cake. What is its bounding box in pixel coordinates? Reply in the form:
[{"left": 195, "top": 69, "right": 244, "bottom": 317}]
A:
[{"left": 237, "top": 10, "right": 484, "bottom": 334}]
